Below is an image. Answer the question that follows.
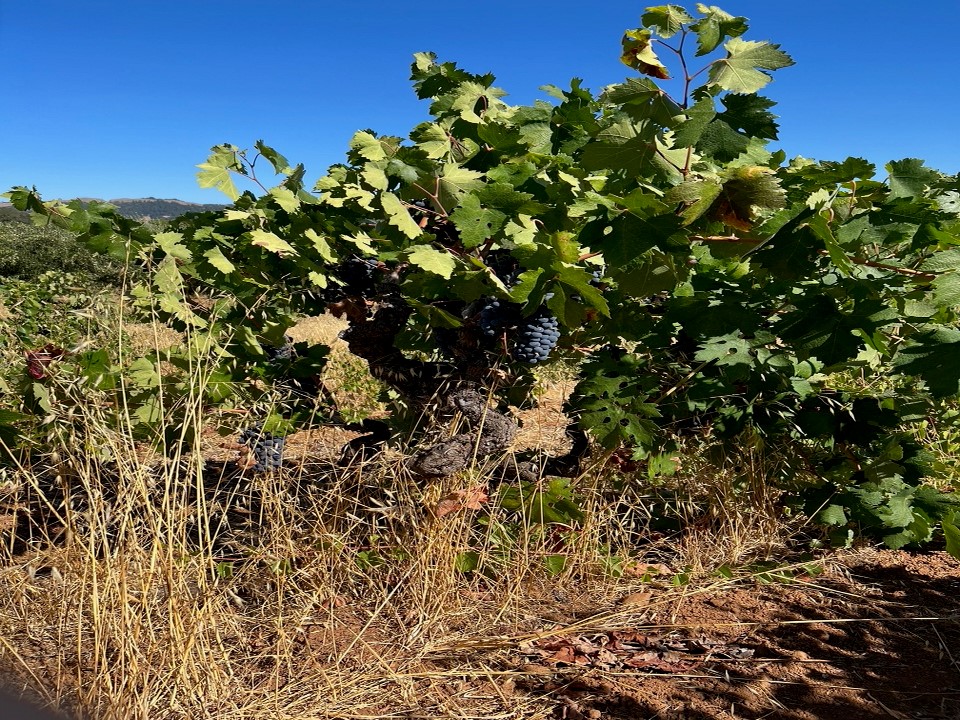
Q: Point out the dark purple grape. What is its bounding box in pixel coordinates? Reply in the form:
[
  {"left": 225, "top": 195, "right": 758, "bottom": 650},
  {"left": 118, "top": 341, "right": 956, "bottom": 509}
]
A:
[
  {"left": 511, "top": 308, "right": 560, "bottom": 364},
  {"left": 239, "top": 422, "right": 285, "bottom": 472}
]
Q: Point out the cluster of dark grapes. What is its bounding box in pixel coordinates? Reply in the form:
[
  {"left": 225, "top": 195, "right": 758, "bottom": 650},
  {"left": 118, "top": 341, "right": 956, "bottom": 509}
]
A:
[
  {"left": 324, "top": 256, "right": 379, "bottom": 301},
  {"left": 265, "top": 336, "right": 296, "bottom": 364},
  {"left": 477, "top": 298, "right": 512, "bottom": 337},
  {"left": 485, "top": 249, "right": 522, "bottom": 287},
  {"left": 239, "top": 423, "right": 285, "bottom": 472},
  {"left": 510, "top": 308, "right": 561, "bottom": 364}
]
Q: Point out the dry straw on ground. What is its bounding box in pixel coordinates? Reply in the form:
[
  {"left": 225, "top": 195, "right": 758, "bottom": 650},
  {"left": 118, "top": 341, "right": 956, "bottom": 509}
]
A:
[{"left": 1, "top": 314, "right": 956, "bottom": 720}]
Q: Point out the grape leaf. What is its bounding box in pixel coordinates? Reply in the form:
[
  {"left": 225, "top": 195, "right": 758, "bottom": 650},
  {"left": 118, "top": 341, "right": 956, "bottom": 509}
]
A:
[
  {"left": 690, "top": 5, "right": 748, "bottom": 56},
  {"left": 438, "top": 165, "right": 485, "bottom": 211},
  {"left": 818, "top": 504, "right": 848, "bottom": 527},
  {"left": 411, "top": 122, "right": 452, "bottom": 159},
  {"left": 203, "top": 247, "right": 235, "bottom": 275},
  {"left": 620, "top": 28, "right": 671, "bottom": 79},
  {"left": 694, "top": 332, "right": 753, "bottom": 366},
  {"left": 892, "top": 327, "right": 960, "bottom": 398},
  {"left": 450, "top": 195, "right": 507, "bottom": 248},
  {"left": 641, "top": 5, "right": 694, "bottom": 37},
  {"left": 249, "top": 229, "right": 297, "bottom": 257},
  {"left": 932, "top": 272, "right": 960, "bottom": 307},
  {"left": 196, "top": 144, "right": 242, "bottom": 201},
  {"left": 602, "top": 78, "right": 683, "bottom": 126},
  {"left": 255, "top": 140, "right": 294, "bottom": 175},
  {"left": 943, "top": 513, "right": 960, "bottom": 560},
  {"left": 380, "top": 192, "right": 422, "bottom": 239},
  {"left": 664, "top": 179, "right": 723, "bottom": 225},
  {"left": 407, "top": 244, "right": 456, "bottom": 279},
  {"left": 349, "top": 130, "right": 390, "bottom": 162},
  {"left": 886, "top": 158, "right": 940, "bottom": 199},
  {"left": 673, "top": 97, "right": 717, "bottom": 148},
  {"left": 269, "top": 186, "right": 300, "bottom": 213},
  {"left": 707, "top": 38, "right": 795, "bottom": 94},
  {"left": 716, "top": 93, "right": 779, "bottom": 139},
  {"left": 572, "top": 352, "right": 661, "bottom": 450}
]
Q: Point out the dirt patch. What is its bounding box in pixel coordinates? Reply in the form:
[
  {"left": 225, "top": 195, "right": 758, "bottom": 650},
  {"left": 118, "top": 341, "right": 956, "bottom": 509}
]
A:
[{"left": 471, "top": 548, "right": 960, "bottom": 719}]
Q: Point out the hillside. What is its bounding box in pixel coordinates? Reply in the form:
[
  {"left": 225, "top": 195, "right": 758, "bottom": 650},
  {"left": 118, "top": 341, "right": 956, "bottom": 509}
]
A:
[{"left": 0, "top": 197, "right": 226, "bottom": 221}]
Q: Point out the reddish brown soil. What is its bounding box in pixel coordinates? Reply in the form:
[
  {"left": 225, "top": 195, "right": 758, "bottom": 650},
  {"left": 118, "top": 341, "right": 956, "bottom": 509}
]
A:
[{"left": 494, "top": 549, "right": 960, "bottom": 720}]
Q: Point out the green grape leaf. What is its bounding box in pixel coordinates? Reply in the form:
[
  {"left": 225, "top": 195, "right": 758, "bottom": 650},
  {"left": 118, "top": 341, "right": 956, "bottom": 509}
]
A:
[
  {"left": 696, "top": 119, "right": 750, "bottom": 162},
  {"left": 818, "top": 504, "right": 848, "bottom": 527},
  {"left": 475, "top": 183, "right": 544, "bottom": 215},
  {"left": 615, "top": 248, "right": 688, "bottom": 298},
  {"left": 943, "top": 513, "right": 960, "bottom": 560},
  {"left": 448, "top": 81, "right": 508, "bottom": 123},
  {"left": 249, "top": 229, "right": 297, "bottom": 257},
  {"left": 349, "top": 130, "right": 390, "bottom": 162},
  {"left": 407, "top": 244, "right": 456, "bottom": 279},
  {"left": 707, "top": 38, "right": 795, "bottom": 94},
  {"left": 664, "top": 179, "right": 723, "bottom": 225},
  {"left": 571, "top": 351, "right": 663, "bottom": 451},
  {"left": 886, "top": 158, "right": 940, "bottom": 199},
  {"left": 380, "top": 192, "right": 422, "bottom": 239},
  {"left": 304, "top": 228, "right": 335, "bottom": 262},
  {"left": 805, "top": 214, "right": 854, "bottom": 276},
  {"left": 892, "top": 327, "right": 960, "bottom": 398},
  {"left": 937, "top": 191, "right": 960, "bottom": 214},
  {"left": 156, "top": 232, "right": 192, "bottom": 261},
  {"left": 777, "top": 294, "right": 864, "bottom": 367},
  {"left": 203, "top": 246, "right": 235, "bottom": 275},
  {"left": 673, "top": 97, "right": 717, "bottom": 148},
  {"left": 411, "top": 122, "right": 452, "bottom": 159},
  {"left": 360, "top": 164, "right": 389, "bottom": 192},
  {"left": 450, "top": 195, "right": 507, "bottom": 248},
  {"left": 438, "top": 165, "right": 485, "bottom": 211},
  {"left": 254, "top": 140, "right": 294, "bottom": 175},
  {"left": 269, "top": 186, "right": 300, "bottom": 213},
  {"left": 518, "top": 122, "right": 553, "bottom": 153},
  {"left": 196, "top": 144, "right": 242, "bottom": 201},
  {"left": 556, "top": 265, "right": 610, "bottom": 317},
  {"left": 932, "top": 272, "right": 960, "bottom": 307},
  {"left": 690, "top": 4, "right": 748, "bottom": 56},
  {"left": 711, "top": 165, "right": 786, "bottom": 229},
  {"left": 641, "top": 6, "right": 693, "bottom": 37},
  {"left": 602, "top": 77, "right": 683, "bottom": 126},
  {"left": 694, "top": 332, "right": 753, "bottom": 366},
  {"left": 920, "top": 248, "right": 960, "bottom": 273},
  {"left": 581, "top": 119, "right": 680, "bottom": 181},
  {"left": 716, "top": 93, "right": 780, "bottom": 140},
  {"left": 597, "top": 212, "right": 683, "bottom": 267}
]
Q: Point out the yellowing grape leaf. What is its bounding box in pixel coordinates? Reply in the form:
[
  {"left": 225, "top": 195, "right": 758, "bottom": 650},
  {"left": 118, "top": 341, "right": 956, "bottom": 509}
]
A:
[
  {"left": 250, "top": 229, "right": 297, "bottom": 257},
  {"left": 620, "top": 29, "right": 671, "bottom": 79}
]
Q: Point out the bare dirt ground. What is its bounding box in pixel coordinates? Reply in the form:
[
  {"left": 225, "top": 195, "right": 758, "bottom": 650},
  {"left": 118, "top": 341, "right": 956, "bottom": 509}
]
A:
[
  {"left": 505, "top": 549, "right": 960, "bottom": 720},
  {"left": 296, "top": 548, "right": 958, "bottom": 720}
]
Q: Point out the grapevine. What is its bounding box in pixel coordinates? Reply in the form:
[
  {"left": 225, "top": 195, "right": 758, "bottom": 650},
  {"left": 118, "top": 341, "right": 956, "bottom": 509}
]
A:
[{"left": 4, "top": 3, "right": 960, "bottom": 554}]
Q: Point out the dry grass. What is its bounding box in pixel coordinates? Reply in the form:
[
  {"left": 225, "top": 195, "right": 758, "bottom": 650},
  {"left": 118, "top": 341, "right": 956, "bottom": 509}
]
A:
[{"left": 0, "top": 315, "right": 802, "bottom": 720}]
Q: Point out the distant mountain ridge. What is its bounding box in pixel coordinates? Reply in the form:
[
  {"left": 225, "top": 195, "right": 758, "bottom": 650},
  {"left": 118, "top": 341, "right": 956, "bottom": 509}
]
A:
[{"left": 0, "top": 197, "right": 227, "bottom": 221}]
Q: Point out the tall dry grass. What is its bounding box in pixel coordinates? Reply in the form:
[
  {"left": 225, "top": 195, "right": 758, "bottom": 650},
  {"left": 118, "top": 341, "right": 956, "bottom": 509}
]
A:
[{"left": 0, "top": 314, "right": 799, "bottom": 720}]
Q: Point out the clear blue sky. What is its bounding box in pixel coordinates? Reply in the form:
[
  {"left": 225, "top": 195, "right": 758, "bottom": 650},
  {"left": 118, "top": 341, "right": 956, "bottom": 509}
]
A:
[{"left": 2, "top": 1, "right": 958, "bottom": 203}]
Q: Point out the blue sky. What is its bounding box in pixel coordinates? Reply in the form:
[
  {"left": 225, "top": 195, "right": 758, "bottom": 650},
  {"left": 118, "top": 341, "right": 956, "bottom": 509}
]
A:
[{"left": 2, "top": 1, "right": 958, "bottom": 203}]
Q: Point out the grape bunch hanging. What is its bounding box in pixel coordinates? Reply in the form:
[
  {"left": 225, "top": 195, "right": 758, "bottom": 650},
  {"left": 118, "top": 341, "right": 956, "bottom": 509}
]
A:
[
  {"left": 239, "top": 423, "right": 285, "bottom": 472},
  {"left": 469, "top": 250, "right": 567, "bottom": 365},
  {"left": 509, "top": 307, "right": 561, "bottom": 364}
]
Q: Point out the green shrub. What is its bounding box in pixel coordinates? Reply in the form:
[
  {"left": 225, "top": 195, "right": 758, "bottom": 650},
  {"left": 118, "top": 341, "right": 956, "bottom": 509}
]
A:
[{"left": 0, "top": 219, "right": 124, "bottom": 282}]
